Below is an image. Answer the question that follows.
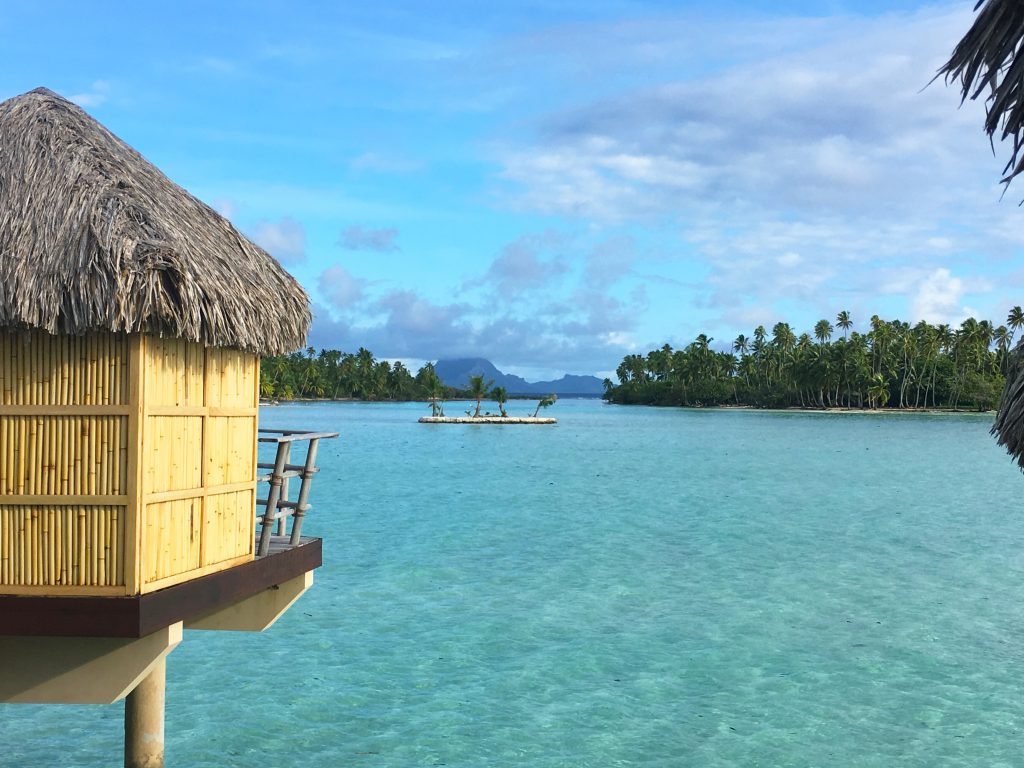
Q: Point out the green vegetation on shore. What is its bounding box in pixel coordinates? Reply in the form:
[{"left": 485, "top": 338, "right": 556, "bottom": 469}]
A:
[
  {"left": 260, "top": 347, "right": 453, "bottom": 401},
  {"left": 604, "top": 310, "right": 1023, "bottom": 411}
]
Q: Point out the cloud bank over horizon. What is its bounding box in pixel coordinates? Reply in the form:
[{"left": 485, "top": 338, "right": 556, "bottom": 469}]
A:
[{"left": 306, "top": 4, "right": 1021, "bottom": 375}]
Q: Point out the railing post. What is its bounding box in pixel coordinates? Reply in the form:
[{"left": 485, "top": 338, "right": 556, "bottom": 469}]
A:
[
  {"left": 289, "top": 438, "right": 321, "bottom": 545},
  {"left": 257, "top": 442, "right": 290, "bottom": 557},
  {"left": 276, "top": 471, "right": 290, "bottom": 537}
]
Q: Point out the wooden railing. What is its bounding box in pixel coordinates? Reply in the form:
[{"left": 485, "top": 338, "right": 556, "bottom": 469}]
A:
[{"left": 255, "top": 429, "right": 338, "bottom": 557}]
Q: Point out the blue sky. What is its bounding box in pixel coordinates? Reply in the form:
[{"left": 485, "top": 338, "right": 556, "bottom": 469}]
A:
[{"left": 0, "top": 1, "right": 1016, "bottom": 378}]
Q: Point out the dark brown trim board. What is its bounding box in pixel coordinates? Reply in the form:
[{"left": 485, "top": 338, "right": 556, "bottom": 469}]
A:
[{"left": 0, "top": 539, "right": 322, "bottom": 638}]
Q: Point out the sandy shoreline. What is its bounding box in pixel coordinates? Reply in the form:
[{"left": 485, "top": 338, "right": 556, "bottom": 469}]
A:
[
  {"left": 639, "top": 404, "right": 995, "bottom": 416},
  {"left": 418, "top": 416, "right": 557, "bottom": 424},
  {"left": 260, "top": 398, "right": 993, "bottom": 416}
]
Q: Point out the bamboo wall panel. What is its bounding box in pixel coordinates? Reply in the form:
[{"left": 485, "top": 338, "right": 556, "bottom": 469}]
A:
[
  {"left": 0, "top": 330, "right": 262, "bottom": 596},
  {"left": 202, "top": 490, "right": 254, "bottom": 566},
  {"left": 142, "top": 498, "right": 202, "bottom": 584},
  {"left": 205, "top": 417, "right": 256, "bottom": 486},
  {"left": 143, "top": 337, "right": 204, "bottom": 407},
  {"left": 205, "top": 348, "right": 257, "bottom": 408},
  {"left": 136, "top": 338, "right": 258, "bottom": 592},
  {"left": 0, "top": 416, "right": 127, "bottom": 495},
  {"left": 144, "top": 416, "right": 203, "bottom": 493},
  {"left": 0, "top": 331, "right": 128, "bottom": 406},
  {"left": 0, "top": 505, "right": 125, "bottom": 587}
]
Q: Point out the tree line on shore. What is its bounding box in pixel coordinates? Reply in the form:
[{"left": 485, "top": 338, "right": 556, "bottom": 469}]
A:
[
  {"left": 603, "top": 309, "right": 1024, "bottom": 411},
  {"left": 260, "top": 347, "right": 451, "bottom": 401},
  {"left": 258, "top": 349, "right": 556, "bottom": 417}
]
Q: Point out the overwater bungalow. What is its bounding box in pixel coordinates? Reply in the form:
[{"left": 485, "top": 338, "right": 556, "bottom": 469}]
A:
[{"left": 0, "top": 88, "right": 335, "bottom": 767}]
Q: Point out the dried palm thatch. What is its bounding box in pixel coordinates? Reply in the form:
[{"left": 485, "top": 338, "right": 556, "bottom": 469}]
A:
[
  {"left": 938, "top": 0, "right": 1024, "bottom": 187},
  {"left": 992, "top": 344, "right": 1024, "bottom": 469},
  {"left": 940, "top": 3, "right": 1024, "bottom": 464},
  {"left": 0, "top": 87, "right": 309, "bottom": 355}
]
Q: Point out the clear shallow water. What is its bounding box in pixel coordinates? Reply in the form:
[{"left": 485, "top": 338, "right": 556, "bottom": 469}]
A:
[{"left": 6, "top": 400, "right": 1024, "bottom": 767}]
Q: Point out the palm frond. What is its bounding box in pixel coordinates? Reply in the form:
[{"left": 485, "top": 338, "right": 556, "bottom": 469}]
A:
[
  {"left": 939, "top": 0, "right": 1024, "bottom": 186},
  {"left": 992, "top": 338, "right": 1024, "bottom": 468}
]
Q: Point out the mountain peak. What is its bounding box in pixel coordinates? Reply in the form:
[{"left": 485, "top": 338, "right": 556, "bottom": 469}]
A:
[{"left": 434, "top": 358, "right": 604, "bottom": 396}]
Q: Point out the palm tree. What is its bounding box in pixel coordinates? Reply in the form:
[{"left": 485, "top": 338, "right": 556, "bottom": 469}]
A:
[
  {"left": 995, "top": 324, "right": 1012, "bottom": 374},
  {"left": 732, "top": 334, "right": 748, "bottom": 357},
  {"left": 423, "top": 368, "right": 445, "bottom": 416},
  {"left": 615, "top": 359, "right": 632, "bottom": 385},
  {"left": 647, "top": 345, "right": 672, "bottom": 381},
  {"left": 467, "top": 374, "right": 492, "bottom": 418},
  {"left": 836, "top": 310, "right": 852, "bottom": 340},
  {"left": 532, "top": 394, "right": 557, "bottom": 417},
  {"left": 263, "top": 355, "right": 291, "bottom": 398},
  {"left": 300, "top": 354, "right": 320, "bottom": 397},
  {"left": 492, "top": 386, "right": 509, "bottom": 417},
  {"left": 1008, "top": 306, "right": 1024, "bottom": 348},
  {"left": 867, "top": 373, "right": 890, "bottom": 409},
  {"left": 814, "top": 319, "right": 833, "bottom": 346}
]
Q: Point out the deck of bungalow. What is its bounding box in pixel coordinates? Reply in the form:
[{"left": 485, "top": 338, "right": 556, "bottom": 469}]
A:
[{"left": 0, "top": 428, "right": 336, "bottom": 639}]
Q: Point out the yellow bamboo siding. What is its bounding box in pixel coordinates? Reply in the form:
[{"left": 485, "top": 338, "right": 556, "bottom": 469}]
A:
[
  {"left": 142, "top": 498, "right": 202, "bottom": 584},
  {"left": 205, "top": 347, "right": 256, "bottom": 408},
  {"left": 0, "top": 505, "right": 125, "bottom": 588},
  {"left": 0, "top": 331, "right": 259, "bottom": 596},
  {"left": 144, "top": 416, "right": 203, "bottom": 493},
  {"left": 202, "top": 490, "right": 255, "bottom": 566},
  {"left": 205, "top": 417, "right": 255, "bottom": 486},
  {"left": 136, "top": 337, "right": 258, "bottom": 593},
  {"left": 0, "top": 331, "right": 130, "bottom": 595},
  {"left": 143, "top": 337, "right": 204, "bottom": 407},
  {"left": 0, "top": 331, "right": 128, "bottom": 406},
  {"left": 0, "top": 416, "right": 127, "bottom": 495}
]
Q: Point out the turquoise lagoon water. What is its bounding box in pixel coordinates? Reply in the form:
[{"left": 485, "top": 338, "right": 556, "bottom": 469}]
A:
[{"left": 6, "top": 399, "right": 1024, "bottom": 767}]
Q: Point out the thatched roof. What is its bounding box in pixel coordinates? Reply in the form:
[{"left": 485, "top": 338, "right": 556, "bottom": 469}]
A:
[{"left": 0, "top": 87, "right": 309, "bottom": 355}]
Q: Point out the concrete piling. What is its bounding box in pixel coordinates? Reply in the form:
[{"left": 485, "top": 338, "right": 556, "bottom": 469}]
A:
[{"left": 124, "top": 658, "right": 166, "bottom": 768}]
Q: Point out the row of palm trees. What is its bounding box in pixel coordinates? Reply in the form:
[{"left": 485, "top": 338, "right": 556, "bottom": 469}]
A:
[
  {"left": 260, "top": 347, "right": 452, "bottom": 401},
  {"left": 456, "top": 375, "right": 556, "bottom": 418},
  {"left": 259, "top": 350, "right": 559, "bottom": 418},
  {"left": 604, "top": 308, "right": 1024, "bottom": 410}
]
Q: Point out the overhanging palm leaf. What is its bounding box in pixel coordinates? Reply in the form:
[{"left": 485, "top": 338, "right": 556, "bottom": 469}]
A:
[
  {"left": 939, "top": 0, "right": 1024, "bottom": 186},
  {"left": 941, "top": 3, "right": 1024, "bottom": 467}
]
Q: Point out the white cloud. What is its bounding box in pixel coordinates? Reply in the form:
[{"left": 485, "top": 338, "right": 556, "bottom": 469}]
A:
[
  {"left": 490, "top": 5, "right": 1023, "bottom": 337},
  {"left": 467, "top": 231, "right": 568, "bottom": 295},
  {"left": 319, "top": 266, "right": 367, "bottom": 308},
  {"left": 584, "top": 236, "right": 638, "bottom": 288},
  {"left": 308, "top": 231, "right": 646, "bottom": 375},
  {"left": 338, "top": 225, "right": 400, "bottom": 252},
  {"left": 500, "top": 10, "right": 986, "bottom": 224},
  {"left": 250, "top": 217, "right": 306, "bottom": 264},
  {"left": 910, "top": 268, "right": 964, "bottom": 325},
  {"left": 69, "top": 80, "right": 109, "bottom": 108}
]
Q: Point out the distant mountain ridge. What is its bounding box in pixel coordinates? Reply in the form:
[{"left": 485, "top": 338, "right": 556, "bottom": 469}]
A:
[{"left": 434, "top": 358, "right": 604, "bottom": 396}]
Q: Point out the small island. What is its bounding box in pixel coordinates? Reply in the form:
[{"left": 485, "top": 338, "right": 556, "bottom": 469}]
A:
[
  {"left": 419, "top": 416, "right": 556, "bottom": 424},
  {"left": 421, "top": 377, "right": 558, "bottom": 424}
]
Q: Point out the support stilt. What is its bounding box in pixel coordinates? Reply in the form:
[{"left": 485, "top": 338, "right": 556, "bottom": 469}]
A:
[{"left": 124, "top": 657, "right": 166, "bottom": 768}]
